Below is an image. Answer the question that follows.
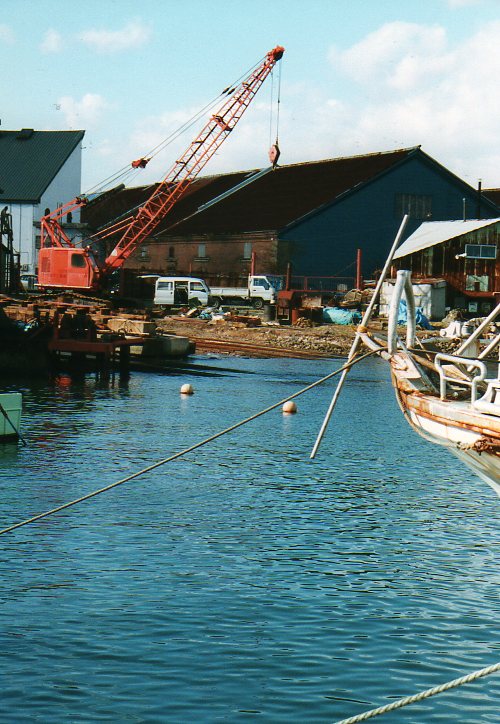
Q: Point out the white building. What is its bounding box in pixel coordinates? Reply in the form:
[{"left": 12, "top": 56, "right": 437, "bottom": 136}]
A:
[{"left": 0, "top": 128, "right": 85, "bottom": 275}]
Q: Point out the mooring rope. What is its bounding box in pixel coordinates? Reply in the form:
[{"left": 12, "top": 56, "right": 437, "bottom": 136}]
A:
[
  {"left": 0, "top": 348, "right": 381, "bottom": 537},
  {"left": 336, "top": 661, "right": 500, "bottom": 723}
]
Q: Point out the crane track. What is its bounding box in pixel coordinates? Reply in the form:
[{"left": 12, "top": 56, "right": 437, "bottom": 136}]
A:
[{"left": 190, "top": 336, "right": 335, "bottom": 359}]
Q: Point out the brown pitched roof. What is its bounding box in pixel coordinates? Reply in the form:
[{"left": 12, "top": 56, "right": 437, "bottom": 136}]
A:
[
  {"left": 483, "top": 188, "right": 500, "bottom": 207},
  {"left": 81, "top": 147, "right": 427, "bottom": 236}
]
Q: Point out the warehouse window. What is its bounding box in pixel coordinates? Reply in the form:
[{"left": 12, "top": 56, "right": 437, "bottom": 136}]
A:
[
  {"left": 465, "top": 244, "right": 497, "bottom": 259},
  {"left": 243, "top": 242, "right": 252, "bottom": 259},
  {"left": 395, "top": 193, "right": 432, "bottom": 219}
]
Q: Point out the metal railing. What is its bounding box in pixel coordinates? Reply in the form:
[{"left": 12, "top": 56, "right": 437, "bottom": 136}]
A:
[{"left": 434, "top": 353, "right": 488, "bottom": 402}]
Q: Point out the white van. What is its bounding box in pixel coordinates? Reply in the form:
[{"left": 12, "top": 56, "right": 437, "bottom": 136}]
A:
[{"left": 153, "top": 276, "right": 210, "bottom": 307}]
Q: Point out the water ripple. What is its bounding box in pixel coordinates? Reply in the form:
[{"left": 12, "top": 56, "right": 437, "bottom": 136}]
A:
[{"left": 0, "top": 357, "right": 499, "bottom": 721}]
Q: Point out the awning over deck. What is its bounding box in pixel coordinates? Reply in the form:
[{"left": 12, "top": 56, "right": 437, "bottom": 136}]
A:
[{"left": 394, "top": 218, "right": 500, "bottom": 259}]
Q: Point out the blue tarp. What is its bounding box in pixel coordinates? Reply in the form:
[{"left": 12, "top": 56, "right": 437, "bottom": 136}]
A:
[
  {"left": 322, "top": 308, "right": 362, "bottom": 325},
  {"left": 397, "top": 300, "right": 434, "bottom": 330}
]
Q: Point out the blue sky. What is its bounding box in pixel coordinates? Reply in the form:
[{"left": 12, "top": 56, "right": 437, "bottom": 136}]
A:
[{"left": 3, "top": 0, "right": 500, "bottom": 191}]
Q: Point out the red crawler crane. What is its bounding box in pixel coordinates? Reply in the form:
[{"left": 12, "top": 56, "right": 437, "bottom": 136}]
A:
[{"left": 38, "top": 45, "right": 284, "bottom": 292}]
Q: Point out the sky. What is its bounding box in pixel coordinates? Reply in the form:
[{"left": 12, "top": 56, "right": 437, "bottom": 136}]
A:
[{"left": 3, "top": 0, "right": 500, "bottom": 193}]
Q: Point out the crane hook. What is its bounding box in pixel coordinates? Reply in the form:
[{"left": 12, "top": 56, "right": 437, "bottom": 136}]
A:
[{"left": 268, "top": 143, "right": 280, "bottom": 168}]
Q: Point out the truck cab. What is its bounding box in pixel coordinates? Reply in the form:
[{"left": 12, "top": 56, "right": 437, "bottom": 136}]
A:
[
  {"left": 154, "top": 276, "right": 210, "bottom": 307},
  {"left": 209, "top": 275, "right": 278, "bottom": 309},
  {"left": 249, "top": 276, "right": 277, "bottom": 304}
]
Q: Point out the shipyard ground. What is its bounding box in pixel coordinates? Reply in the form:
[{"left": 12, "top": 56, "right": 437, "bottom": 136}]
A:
[{"left": 157, "top": 316, "right": 369, "bottom": 358}]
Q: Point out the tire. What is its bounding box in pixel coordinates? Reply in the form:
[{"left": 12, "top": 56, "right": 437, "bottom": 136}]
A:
[
  {"left": 253, "top": 297, "right": 264, "bottom": 309},
  {"left": 211, "top": 297, "right": 222, "bottom": 309}
]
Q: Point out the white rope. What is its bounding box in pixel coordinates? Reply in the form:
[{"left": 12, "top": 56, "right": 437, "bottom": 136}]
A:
[
  {"left": 336, "top": 661, "right": 500, "bottom": 723},
  {"left": 0, "top": 349, "right": 381, "bottom": 537}
]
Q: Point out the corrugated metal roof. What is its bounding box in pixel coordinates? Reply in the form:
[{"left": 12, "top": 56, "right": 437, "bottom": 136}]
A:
[
  {"left": 0, "top": 129, "right": 85, "bottom": 202},
  {"left": 393, "top": 218, "right": 500, "bottom": 259},
  {"left": 83, "top": 147, "right": 420, "bottom": 234}
]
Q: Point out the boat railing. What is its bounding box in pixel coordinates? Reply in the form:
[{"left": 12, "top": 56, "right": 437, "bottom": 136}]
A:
[
  {"left": 389, "top": 269, "right": 500, "bottom": 378},
  {"left": 455, "top": 302, "right": 500, "bottom": 358},
  {"left": 434, "top": 353, "right": 488, "bottom": 402},
  {"left": 388, "top": 270, "right": 416, "bottom": 355}
]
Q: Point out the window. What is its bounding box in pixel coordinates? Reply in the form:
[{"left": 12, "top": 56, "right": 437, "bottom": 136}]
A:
[
  {"left": 465, "top": 244, "right": 497, "bottom": 259},
  {"left": 157, "top": 281, "right": 173, "bottom": 290},
  {"left": 71, "top": 253, "right": 86, "bottom": 268},
  {"left": 190, "top": 281, "right": 206, "bottom": 292},
  {"left": 243, "top": 242, "right": 252, "bottom": 259},
  {"left": 197, "top": 243, "right": 206, "bottom": 258},
  {"left": 253, "top": 278, "right": 270, "bottom": 289},
  {"left": 395, "top": 193, "right": 432, "bottom": 220},
  {"left": 168, "top": 246, "right": 175, "bottom": 259},
  {"left": 35, "top": 235, "right": 41, "bottom": 251}
]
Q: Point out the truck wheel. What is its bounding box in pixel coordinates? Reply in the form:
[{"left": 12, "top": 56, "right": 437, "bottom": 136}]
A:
[
  {"left": 253, "top": 298, "right": 264, "bottom": 309},
  {"left": 212, "top": 297, "right": 222, "bottom": 309}
]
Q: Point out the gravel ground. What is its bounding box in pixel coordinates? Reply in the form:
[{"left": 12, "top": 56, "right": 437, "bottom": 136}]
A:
[
  {"left": 156, "top": 315, "right": 367, "bottom": 357},
  {"left": 155, "top": 313, "right": 453, "bottom": 359}
]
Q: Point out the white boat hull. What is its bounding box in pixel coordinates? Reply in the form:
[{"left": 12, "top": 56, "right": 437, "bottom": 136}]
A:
[
  {"left": 392, "top": 372, "right": 500, "bottom": 497},
  {"left": 404, "top": 402, "right": 500, "bottom": 496},
  {"left": 0, "top": 392, "right": 22, "bottom": 442}
]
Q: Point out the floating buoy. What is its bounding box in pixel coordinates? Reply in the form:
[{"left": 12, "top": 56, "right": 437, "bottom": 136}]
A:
[
  {"left": 282, "top": 401, "right": 297, "bottom": 414},
  {"left": 180, "top": 383, "right": 194, "bottom": 395}
]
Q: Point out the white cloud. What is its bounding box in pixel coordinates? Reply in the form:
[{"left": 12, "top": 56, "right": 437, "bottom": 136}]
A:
[
  {"left": 78, "top": 19, "right": 151, "bottom": 54},
  {"left": 329, "top": 22, "right": 451, "bottom": 91},
  {"left": 0, "top": 24, "right": 15, "bottom": 44},
  {"left": 79, "top": 18, "right": 500, "bottom": 190},
  {"left": 447, "top": 0, "right": 481, "bottom": 7},
  {"left": 311, "top": 20, "right": 500, "bottom": 186},
  {"left": 58, "top": 93, "right": 110, "bottom": 128},
  {"left": 40, "top": 29, "right": 62, "bottom": 54}
]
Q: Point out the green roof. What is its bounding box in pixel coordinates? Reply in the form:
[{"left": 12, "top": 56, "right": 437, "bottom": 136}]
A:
[{"left": 0, "top": 129, "right": 85, "bottom": 203}]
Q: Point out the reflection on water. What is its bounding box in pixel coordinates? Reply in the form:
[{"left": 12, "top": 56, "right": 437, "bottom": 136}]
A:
[{"left": 0, "top": 356, "right": 499, "bottom": 722}]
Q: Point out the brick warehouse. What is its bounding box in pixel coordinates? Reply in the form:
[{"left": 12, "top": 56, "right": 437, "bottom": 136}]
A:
[{"left": 81, "top": 146, "right": 500, "bottom": 288}]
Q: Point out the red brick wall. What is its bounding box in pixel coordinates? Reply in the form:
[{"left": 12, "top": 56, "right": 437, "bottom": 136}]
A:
[{"left": 124, "top": 233, "right": 280, "bottom": 285}]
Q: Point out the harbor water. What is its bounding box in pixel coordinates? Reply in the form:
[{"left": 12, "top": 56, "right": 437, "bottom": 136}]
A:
[{"left": 1, "top": 355, "right": 499, "bottom": 722}]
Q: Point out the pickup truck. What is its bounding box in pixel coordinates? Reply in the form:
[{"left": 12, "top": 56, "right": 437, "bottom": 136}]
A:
[{"left": 209, "top": 275, "right": 277, "bottom": 309}]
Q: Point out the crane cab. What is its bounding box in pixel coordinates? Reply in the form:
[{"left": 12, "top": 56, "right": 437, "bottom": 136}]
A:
[{"left": 38, "top": 247, "right": 99, "bottom": 290}]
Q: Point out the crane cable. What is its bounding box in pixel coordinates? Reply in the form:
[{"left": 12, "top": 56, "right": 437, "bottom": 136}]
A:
[
  {"left": 82, "top": 53, "right": 273, "bottom": 241},
  {"left": 0, "top": 349, "right": 381, "bottom": 538},
  {"left": 84, "top": 54, "right": 270, "bottom": 198},
  {"left": 268, "top": 58, "right": 283, "bottom": 155},
  {"left": 275, "top": 53, "right": 282, "bottom": 146}
]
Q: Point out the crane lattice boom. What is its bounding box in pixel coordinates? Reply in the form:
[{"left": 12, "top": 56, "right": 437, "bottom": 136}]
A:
[{"left": 37, "top": 45, "right": 284, "bottom": 291}]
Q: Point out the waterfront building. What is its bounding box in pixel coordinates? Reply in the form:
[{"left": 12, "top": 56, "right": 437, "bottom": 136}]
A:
[
  {"left": 0, "top": 128, "right": 85, "bottom": 276},
  {"left": 82, "top": 146, "right": 500, "bottom": 289}
]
